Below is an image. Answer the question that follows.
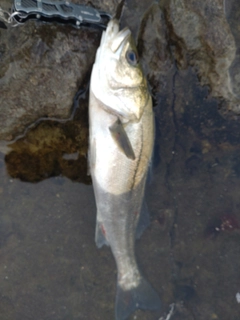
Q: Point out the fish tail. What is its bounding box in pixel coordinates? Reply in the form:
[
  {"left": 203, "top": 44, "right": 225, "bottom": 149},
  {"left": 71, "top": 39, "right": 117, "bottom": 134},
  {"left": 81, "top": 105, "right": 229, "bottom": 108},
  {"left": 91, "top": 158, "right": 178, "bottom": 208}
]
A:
[{"left": 115, "top": 277, "right": 161, "bottom": 320}]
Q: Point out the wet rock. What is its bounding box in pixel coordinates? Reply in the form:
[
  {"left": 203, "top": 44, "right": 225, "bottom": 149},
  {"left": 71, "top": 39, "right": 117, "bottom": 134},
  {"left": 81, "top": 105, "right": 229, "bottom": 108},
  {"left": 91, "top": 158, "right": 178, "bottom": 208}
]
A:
[
  {"left": 0, "top": 0, "right": 120, "bottom": 141},
  {"left": 121, "top": 0, "right": 156, "bottom": 39},
  {"left": 136, "top": 0, "right": 240, "bottom": 117},
  {"left": 4, "top": 89, "right": 91, "bottom": 184},
  {"left": 1, "top": 0, "right": 239, "bottom": 142},
  {"left": 87, "top": 0, "right": 122, "bottom": 14},
  {"left": 135, "top": 0, "right": 240, "bottom": 117},
  {"left": 227, "top": 1, "right": 240, "bottom": 102},
  {"left": 165, "top": 0, "right": 238, "bottom": 114},
  {"left": 137, "top": 3, "right": 173, "bottom": 96},
  {"left": 4, "top": 119, "right": 90, "bottom": 183},
  {"left": 0, "top": 20, "right": 100, "bottom": 140}
]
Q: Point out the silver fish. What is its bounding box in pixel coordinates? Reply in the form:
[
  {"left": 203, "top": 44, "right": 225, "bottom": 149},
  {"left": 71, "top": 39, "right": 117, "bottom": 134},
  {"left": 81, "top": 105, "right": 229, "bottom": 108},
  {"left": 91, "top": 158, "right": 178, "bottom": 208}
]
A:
[{"left": 89, "top": 19, "right": 160, "bottom": 320}]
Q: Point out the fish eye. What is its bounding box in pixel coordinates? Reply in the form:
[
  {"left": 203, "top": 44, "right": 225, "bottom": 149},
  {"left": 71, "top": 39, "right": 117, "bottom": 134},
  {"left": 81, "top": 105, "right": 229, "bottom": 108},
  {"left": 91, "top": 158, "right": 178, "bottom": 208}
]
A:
[{"left": 126, "top": 50, "right": 139, "bottom": 66}]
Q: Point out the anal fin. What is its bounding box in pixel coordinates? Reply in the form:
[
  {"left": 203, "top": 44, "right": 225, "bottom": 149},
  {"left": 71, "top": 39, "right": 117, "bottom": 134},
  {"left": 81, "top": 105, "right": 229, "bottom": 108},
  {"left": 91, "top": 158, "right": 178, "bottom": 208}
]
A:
[{"left": 95, "top": 221, "right": 109, "bottom": 248}]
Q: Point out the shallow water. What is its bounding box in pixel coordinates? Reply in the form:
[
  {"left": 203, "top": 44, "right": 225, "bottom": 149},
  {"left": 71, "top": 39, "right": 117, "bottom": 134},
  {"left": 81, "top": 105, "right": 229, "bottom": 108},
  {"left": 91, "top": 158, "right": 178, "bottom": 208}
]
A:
[{"left": 1, "top": 1, "right": 240, "bottom": 320}]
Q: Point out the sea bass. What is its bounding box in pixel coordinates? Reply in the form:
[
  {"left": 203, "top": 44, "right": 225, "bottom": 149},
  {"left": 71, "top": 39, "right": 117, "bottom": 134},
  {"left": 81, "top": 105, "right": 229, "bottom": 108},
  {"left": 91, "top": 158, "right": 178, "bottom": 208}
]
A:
[{"left": 89, "top": 19, "right": 161, "bottom": 320}]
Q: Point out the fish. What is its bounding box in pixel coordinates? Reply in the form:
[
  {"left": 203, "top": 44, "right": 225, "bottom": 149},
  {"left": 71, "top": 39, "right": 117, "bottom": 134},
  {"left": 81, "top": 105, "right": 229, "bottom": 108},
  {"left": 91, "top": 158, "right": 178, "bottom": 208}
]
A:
[{"left": 89, "top": 19, "right": 161, "bottom": 320}]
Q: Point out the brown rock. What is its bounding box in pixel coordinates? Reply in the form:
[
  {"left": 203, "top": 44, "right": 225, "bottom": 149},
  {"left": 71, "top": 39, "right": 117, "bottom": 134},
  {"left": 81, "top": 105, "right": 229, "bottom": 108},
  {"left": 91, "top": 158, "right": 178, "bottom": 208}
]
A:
[
  {"left": 0, "top": 0, "right": 120, "bottom": 140},
  {"left": 165, "top": 0, "right": 238, "bottom": 113}
]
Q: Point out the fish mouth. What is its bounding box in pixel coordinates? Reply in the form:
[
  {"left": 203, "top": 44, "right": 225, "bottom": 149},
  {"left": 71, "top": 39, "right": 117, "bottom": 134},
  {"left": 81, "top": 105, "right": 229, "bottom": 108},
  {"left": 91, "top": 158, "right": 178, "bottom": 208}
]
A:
[
  {"left": 105, "top": 19, "right": 131, "bottom": 53},
  {"left": 95, "top": 19, "right": 131, "bottom": 64}
]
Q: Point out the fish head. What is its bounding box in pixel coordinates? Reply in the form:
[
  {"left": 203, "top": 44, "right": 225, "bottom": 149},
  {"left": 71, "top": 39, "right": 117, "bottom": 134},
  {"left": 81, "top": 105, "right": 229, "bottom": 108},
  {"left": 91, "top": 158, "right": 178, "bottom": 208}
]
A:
[{"left": 91, "top": 19, "right": 149, "bottom": 123}]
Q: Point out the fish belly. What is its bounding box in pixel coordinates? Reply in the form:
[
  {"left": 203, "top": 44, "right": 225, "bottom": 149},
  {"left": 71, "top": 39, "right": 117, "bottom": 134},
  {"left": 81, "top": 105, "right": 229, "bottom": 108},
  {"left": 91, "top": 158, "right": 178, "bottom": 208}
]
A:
[{"left": 89, "top": 92, "right": 160, "bottom": 319}]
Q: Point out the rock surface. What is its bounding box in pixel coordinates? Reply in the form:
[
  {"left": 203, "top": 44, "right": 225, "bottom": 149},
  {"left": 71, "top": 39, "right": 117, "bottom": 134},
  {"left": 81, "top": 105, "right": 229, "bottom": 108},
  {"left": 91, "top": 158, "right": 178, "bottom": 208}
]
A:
[
  {"left": 0, "top": 0, "right": 240, "bottom": 140},
  {"left": 165, "top": 0, "right": 238, "bottom": 114},
  {"left": 137, "top": 0, "right": 239, "bottom": 114},
  {"left": 0, "top": 0, "right": 121, "bottom": 140},
  {"left": 0, "top": 22, "right": 100, "bottom": 140}
]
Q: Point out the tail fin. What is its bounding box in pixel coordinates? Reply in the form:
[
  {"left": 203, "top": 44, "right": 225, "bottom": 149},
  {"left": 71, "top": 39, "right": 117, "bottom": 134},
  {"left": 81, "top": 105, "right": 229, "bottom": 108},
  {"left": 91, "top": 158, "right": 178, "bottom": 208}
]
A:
[{"left": 115, "top": 277, "right": 161, "bottom": 320}]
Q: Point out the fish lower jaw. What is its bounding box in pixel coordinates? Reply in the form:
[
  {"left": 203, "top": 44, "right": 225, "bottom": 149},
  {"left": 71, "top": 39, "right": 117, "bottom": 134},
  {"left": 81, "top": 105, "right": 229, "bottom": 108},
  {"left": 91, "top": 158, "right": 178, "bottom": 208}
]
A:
[{"left": 118, "top": 270, "right": 141, "bottom": 291}]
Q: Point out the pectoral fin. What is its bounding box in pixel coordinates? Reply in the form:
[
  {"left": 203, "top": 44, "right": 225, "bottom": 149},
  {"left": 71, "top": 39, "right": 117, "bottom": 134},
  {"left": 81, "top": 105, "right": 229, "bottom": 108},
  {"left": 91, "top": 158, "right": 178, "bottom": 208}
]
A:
[{"left": 109, "top": 119, "right": 135, "bottom": 160}]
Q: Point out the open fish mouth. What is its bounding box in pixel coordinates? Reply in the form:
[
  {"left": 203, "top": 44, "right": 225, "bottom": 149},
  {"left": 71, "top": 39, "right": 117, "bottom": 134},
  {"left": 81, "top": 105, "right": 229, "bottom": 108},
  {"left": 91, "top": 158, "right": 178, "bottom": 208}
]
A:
[
  {"left": 91, "top": 18, "right": 146, "bottom": 122},
  {"left": 101, "top": 19, "right": 131, "bottom": 53},
  {"left": 109, "top": 22, "right": 131, "bottom": 52}
]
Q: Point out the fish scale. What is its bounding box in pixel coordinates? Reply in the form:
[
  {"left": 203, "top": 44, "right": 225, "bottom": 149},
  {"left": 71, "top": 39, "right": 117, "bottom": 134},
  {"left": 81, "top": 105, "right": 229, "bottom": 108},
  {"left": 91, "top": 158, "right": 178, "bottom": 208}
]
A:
[{"left": 89, "top": 19, "right": 160, "bottom": 320}]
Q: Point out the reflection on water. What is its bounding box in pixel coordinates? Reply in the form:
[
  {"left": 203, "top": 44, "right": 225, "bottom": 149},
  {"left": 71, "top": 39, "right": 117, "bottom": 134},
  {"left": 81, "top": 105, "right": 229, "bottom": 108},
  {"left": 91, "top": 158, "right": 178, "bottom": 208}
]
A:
[{"left": 0, "top": 2, "right": 240, "bottom": 320}]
